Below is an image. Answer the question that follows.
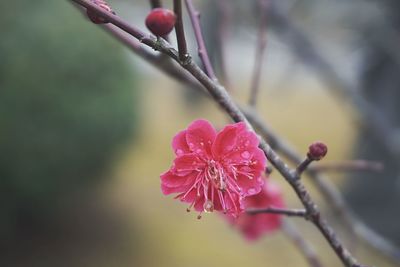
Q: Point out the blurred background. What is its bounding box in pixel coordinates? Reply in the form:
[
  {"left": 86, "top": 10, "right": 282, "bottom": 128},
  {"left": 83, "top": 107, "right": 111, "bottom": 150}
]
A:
[{"left": 0, "top": 0, "right": 399, "bottom": 266}]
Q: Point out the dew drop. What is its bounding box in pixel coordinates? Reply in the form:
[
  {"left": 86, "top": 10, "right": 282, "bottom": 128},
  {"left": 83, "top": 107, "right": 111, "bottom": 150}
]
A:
[
  {"left": 176, "top": 149, "right": 184, "bottom": 155},
  {"left": 189, "top": 143, "right": 195, "bottom": 149},
  {"left": 200, "top": 142, "right": 204, "bottom": 146},
  {"left": 203, "top": 200, "right": 214, "bottom": 213},
  {"left": 244, "top": 140, "right": 250, "bottom": 147},
  {"left": 241, "top": 151, "right": 251, "bottom": 159},
  {"left": 247, "top": 188, "right": 257, "bottom": 195},
  {"left": 196, "top": 148, "right": 202, "bottom": 153}
]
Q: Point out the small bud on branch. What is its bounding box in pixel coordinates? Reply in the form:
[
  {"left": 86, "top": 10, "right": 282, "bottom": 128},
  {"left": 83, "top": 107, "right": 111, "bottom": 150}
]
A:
[
  {"left": 145, "top": 8, "right": 176, "bottom": 37},
  {"left": 86, "top": 0, "right": 115, "bottom": 24},
  {"left": 296, "top": 142, "right": 328, "bottom": 175},
  {"left": 308, "top": 142, "right": 328, "bottom": 161}
]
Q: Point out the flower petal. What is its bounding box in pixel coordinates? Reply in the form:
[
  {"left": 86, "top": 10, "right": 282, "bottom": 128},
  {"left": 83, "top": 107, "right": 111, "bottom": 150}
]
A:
[
  {"left": 235, "top": 126, "right": 259, "bottom": 149},
  {"left": 212, "top": 122, "right": 246, "bottom": 158},
  {"left": 251, "top": 148, "right": 267, "bottom": 172},
  {"left": 161, "top": 182, "right": 186, "bottom": 195},
  {"left": 160, "top": 170, "right": 194, "bottom": 188},
  {"left": 172, "top": 130, "right": 191, "bottom": 156},
  {"left": 236, "top": 172, "right": 264, "bottom": 196},
  {"left": 186, "top": 119, "right": 216, "bottom": 156},
  {"left": 172, "top": 154, "right": 205, "bottom": 176},
  {"left": 225, "top": 180, "right": 285, "bottom": 241}
]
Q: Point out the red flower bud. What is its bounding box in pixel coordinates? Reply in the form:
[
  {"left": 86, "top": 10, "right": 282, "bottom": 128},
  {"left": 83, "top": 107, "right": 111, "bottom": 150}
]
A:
[
  {"left": 307, "top": 141, "right": 328, "bottom": 161},
  {"left": 145, "top": 8, "right": 176, "bottom": 37},
  {"left": 86, "top": 0, "right": 115, "bottom": 24}
]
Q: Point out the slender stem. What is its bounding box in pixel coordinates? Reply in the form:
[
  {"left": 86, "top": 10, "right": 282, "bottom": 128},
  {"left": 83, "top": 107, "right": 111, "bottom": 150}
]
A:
[
  {"left": 247, "top": 207, "right": 307, "bottom": 218},
  {"left": 69, "top": 2, "right": 367, "bottom": 266},
  {"left": 185, "top": 0, "right": 217, "bottom": 80},
  {"left": 282, "top": 220, "right": 324, "bottom": 267},
  {"left": 249, "top": 0, "right": 269, "bottom": 107},
  {"left": 296, "top": 157, "right": 314, "bottom": 175},
  {"left": 102, "top": 24, "right": 157, "bottom": 62},
  {"left": 173, "top": 0, "right": 188, "bottom": 62}
]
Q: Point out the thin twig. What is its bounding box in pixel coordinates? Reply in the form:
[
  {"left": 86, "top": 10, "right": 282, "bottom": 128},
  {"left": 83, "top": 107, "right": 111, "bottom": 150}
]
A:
[
  {"left": 173, "top": 0, "right": 188, "bottom": 62},
  {"left": 296, "top": 157, "right": 314, "bottom": 175},
  {"left": 102, "top": 24, "right": 158, "bottom": 62},
  {"left": 247, "top": 207, "right": 307, "bottom": 218},
  {"left": 102, "top": 24, "right": 188, "bottom": 83},
  {"left": 249, "top": 0, "right": 269, "bottom": 107},
  {"left": 185, "top": 0, "right": 217, "bottom": 80},
  {"left": 282, "top": 220, "right": 324, "bottom": 267}
]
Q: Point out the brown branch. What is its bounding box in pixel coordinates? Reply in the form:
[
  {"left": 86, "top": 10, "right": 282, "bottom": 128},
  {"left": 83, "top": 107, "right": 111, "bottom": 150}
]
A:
[
  {"left": 185, "top": 0, "right": 217, "bottom": 80},
  {"left": 101, "top": 24, "right": 189, "bottom": 85},
  {"left": 173, "top": 0, "right": 188, "bottom": 62},
  {"left": 296, "top": 157, "right": 314, "bottom": 175},
  {"left": 102, "top": 24, "right": 158, "bottom": 62},
  {"left": 282, "top": 220, "right": 324, "bottom": 267},
  {"left": 247, "top": 207, "right": 307, "bottom": 218},
  {"left": 69, "top": 2, "right": 367, "bottom": 266},
  {"left": 249, "top": 0, "right": 269, "bottom": 107}
]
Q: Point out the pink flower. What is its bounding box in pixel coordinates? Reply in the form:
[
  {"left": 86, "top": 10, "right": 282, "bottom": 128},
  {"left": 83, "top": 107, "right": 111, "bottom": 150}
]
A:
[
  {"left": 227, "top": 181, "right": 285, "bottom": 241},
  {"left": 161, "top": 119, "right": 267, "bottom": 217}
]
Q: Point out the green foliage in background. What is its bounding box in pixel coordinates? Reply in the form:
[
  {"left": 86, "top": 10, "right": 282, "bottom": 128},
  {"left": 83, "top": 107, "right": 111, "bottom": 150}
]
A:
[{"left": 0, "top": 1, "right": 139, "bottom": 230}]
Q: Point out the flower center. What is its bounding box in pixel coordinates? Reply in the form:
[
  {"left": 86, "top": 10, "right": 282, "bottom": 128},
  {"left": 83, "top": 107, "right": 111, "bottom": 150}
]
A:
[{"left": 207, "top": 160, "right": 226, "bottom": 191}]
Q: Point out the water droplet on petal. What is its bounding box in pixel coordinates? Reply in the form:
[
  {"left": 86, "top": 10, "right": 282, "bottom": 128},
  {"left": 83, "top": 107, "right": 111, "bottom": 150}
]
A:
[
  {"left": 241, "top": 166, "right": 252, "bottom": 172},
  {"left": 244, "top": 140, "right": 250, "bottom": 147},
  {"left": 196, "top": 148, "right": 202, "bottom": 153},
  {"left": 203, "top": 200, "right": 214, "bottom": 213},
  {"left": 189, "top": 143, "right": 195, "bottom": 149},
  {"left": 241, "top": 151, "right": 251, "bottom": 159},
  {"left": 176, "top": 149, "right": 184, "bottom": 155},
  {"left": 247, "top": 188, "right": 257, "bottom": 195},
  {"left": 200, "top": 142, "right": 204, "bottom": 146}
]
